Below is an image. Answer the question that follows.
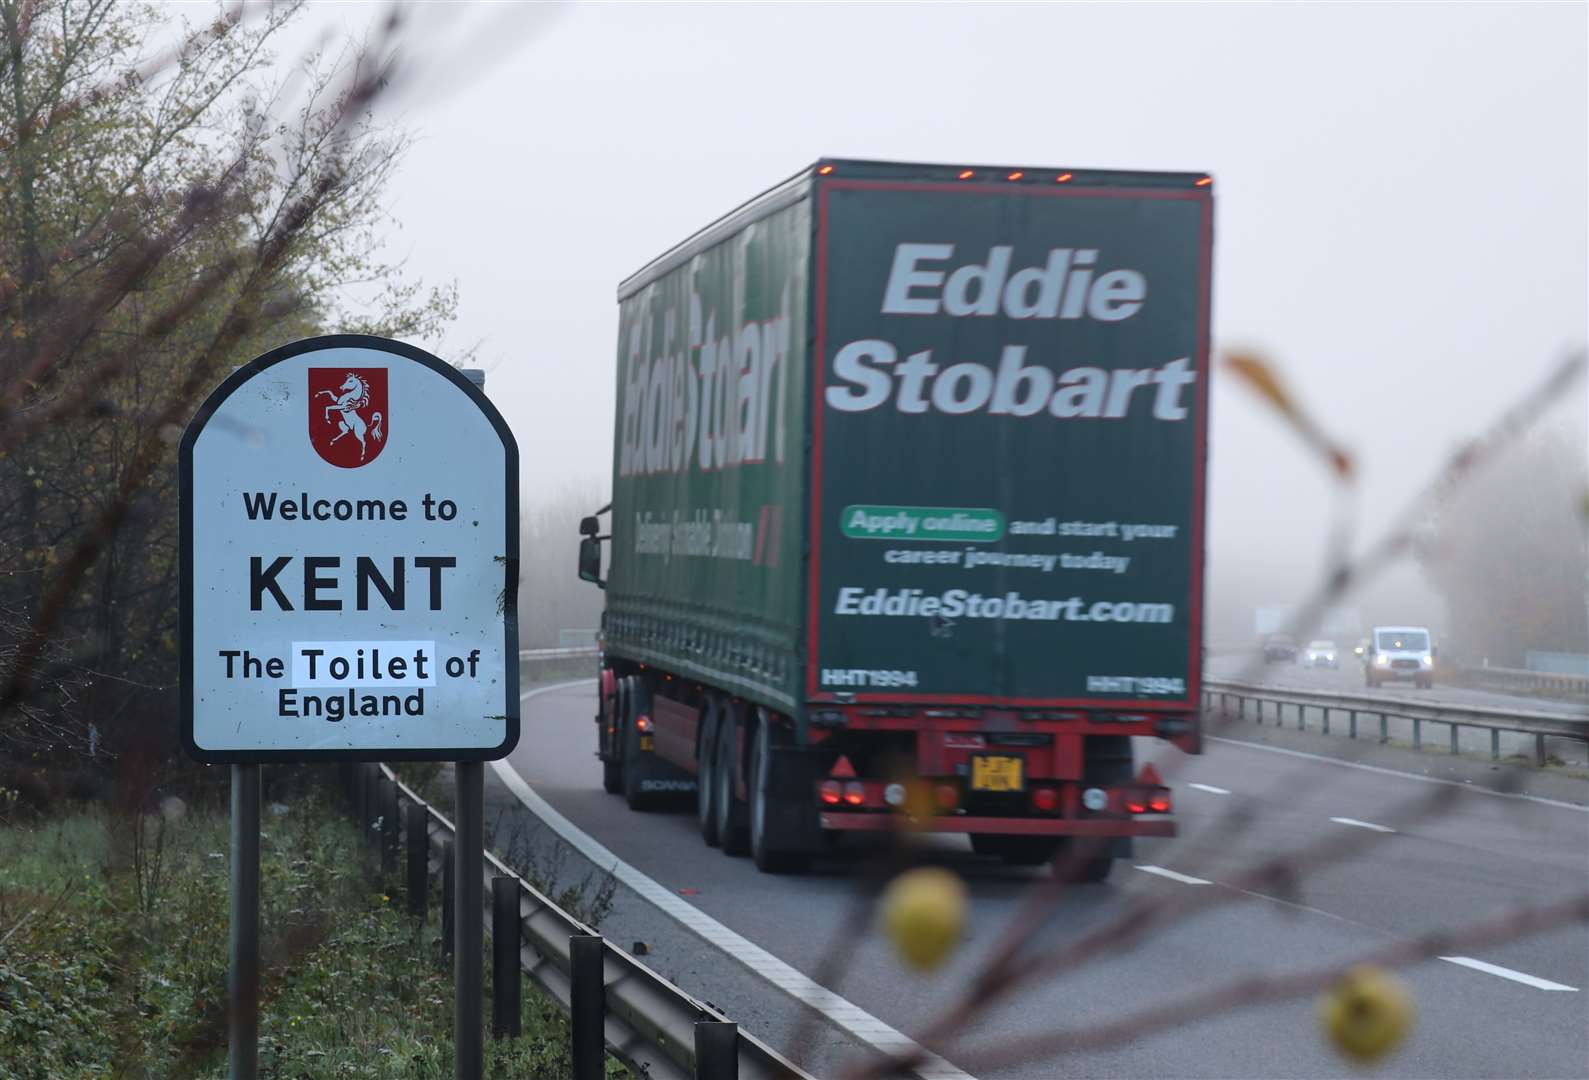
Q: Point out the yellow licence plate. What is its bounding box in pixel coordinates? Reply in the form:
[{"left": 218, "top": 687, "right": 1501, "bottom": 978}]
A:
[{"left": 970, "top": 754, "right": 1024, "bottom": 793}]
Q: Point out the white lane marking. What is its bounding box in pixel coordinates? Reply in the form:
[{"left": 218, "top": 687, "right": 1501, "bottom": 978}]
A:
[
  {"left": 497, "top": 680, "right": 975, "bottom": 1080},
  {"left": 1188, "top": 783, "right": 1231, "bottom": 795},
  {"left": 1330, "top": 817, "right": 1396, "bottom": 833},
  {"left": 1134, "top": 864, "right": 1212, "bottom": 885},
  {"left": 1207, "top": 736, "right": 1589, "bottom": 814},
  {"left": 1439, "top": 956, "right": 1581, "bottom": 992}
]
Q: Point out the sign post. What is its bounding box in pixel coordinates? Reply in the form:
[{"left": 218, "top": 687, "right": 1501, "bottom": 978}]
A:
[{"left": 181, "top": 335, "right": 519, "bottom": 1080}]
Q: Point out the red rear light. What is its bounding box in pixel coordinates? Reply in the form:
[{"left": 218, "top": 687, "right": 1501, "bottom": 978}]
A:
[
  {"left": 1125, "top": 795, "right": 1147, "bottom": 814},
  {"left": 934, "top": 783, "right": 959, "bottom": 810},
  {"left": 818, "top": 780, "right": 842, "bottom": 805},
  {"left": 843, "top": 781, "right": 865, "bottom": 806},
  {"left": 1149, "top": 790, "right": 1172, "bottom": 814},
  {"left": 1031, "top": 787, "right": 1059, "bottom": 812}
]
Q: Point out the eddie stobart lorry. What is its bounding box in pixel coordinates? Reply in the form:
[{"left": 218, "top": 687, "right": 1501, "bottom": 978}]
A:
[{"left": 577, "top": 158, "right": 1212, "bottom": 874}]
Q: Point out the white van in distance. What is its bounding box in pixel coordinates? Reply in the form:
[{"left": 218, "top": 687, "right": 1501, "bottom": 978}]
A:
[{"left": 1366, "top": 626, "right": 1435, "bottom": 689}]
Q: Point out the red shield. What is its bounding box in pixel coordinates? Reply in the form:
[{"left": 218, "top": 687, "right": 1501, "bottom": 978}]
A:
[{"left": 308, "top": 368, "right": 388, "bottom": 468}]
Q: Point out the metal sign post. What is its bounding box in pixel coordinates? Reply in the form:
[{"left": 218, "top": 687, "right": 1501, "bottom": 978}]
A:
[
  {"left": 455, "top": 760, "right": 484, "bottom": 1077},
  {"left": 180, "top": 337, "right": 519, "bottom": 1080},
  {"left": 228, "top": 764, "right": 260, "bottom": 1080}
]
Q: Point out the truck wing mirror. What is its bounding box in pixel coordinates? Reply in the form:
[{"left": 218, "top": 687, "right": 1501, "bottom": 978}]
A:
[
  {"left": 578, "top": 536, "right": 605, "bottom": 589},
  {"left": 579, "top": 515, "right": 600, "bottom": 537}
]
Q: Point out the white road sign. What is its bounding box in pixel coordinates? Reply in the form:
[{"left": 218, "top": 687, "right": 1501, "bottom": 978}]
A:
[{"left": 180, "top": 335, "right": 519, "bottom": 762}]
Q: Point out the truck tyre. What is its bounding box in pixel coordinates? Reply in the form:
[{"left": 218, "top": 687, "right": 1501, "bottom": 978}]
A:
[
  {"left": 697, "top": 695, "right": 721, "bottom": 847},
  {"left": 621, "top": 677, "right": 654, "bottom": 811},
  {"left": 749, "top": 715, "right": 808, "bottom": 874},
  {"left": 714, "top": 701, "right": 749, "bottom": 855},
  {"left": 1062, "top": 854, "right": 1115, "bottom": 883},
  {"left": 600, "top": 679, "right": 622, "bottom": 794},
  {"left": 971, "top": 835, "right": 1059, "bottom": 866}
]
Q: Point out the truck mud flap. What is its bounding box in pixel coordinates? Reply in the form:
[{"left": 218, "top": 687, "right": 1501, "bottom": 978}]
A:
[
  {"left": 632, "top": 754, "right": 698, "bottom": 798},
  {"left": 763, "top": 745, "right": 826, "bottom": 854}
]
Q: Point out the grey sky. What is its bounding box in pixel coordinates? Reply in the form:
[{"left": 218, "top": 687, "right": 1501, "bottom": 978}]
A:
[{"left": 278, "top": 1, "right": 1587, "bottom": 630}]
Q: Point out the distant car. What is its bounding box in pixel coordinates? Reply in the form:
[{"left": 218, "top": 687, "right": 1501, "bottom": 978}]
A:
[
  {"left": 1263, "top": 634, "right": 1298, "bottom": 663},
  {"left": 1303, "top": 639, "right": 1339, "bottom": 668},
  {"left": 1353, "top": 637, "right": 1370, "bottom": 662},
  {"left": 1365, "top": 625, "right": 1435, "bottom": 689}
]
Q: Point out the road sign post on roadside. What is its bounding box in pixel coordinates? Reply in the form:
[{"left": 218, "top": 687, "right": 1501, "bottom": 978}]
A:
[{"left": 180, "top": 335, "right": 519, "bottom": 1080}]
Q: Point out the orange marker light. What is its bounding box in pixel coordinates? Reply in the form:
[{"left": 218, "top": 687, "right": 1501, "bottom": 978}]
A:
[
  {"left": 957, "top": 169, "right": 975, "bottom": 180},
  {"left": 1006, "top": 171, "right": 1024, "bottom": 181},
  {"left": 1054, "top": 172, "right": 1073, "bottom": 183},
  {"left": 817, "top": 165, "right": 835, "bottom": 176},
  {"left": 1196, "top": 176, "right": 1213, "bottom": 186}
]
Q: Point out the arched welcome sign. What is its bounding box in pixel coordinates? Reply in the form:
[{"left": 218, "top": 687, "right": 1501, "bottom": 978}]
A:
[{"left": 180, "top": 335, "right": 519, "bottom": 762}]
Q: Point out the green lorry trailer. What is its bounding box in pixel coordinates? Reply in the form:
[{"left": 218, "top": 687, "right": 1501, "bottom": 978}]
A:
[{"left": 578, "top": 158, "right": 1212, "bottom": 874}]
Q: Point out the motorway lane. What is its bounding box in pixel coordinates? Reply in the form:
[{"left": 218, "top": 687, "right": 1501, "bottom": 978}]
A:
[
  {"left": 496, "top": 679, "right": 1589, "bottom": 1079},
  {"left": 1207, "top": 655, "right": 1589, "bottom": 766},
  {"left": 1209, "top": 652, "right": 1588, "bottom": 715}
]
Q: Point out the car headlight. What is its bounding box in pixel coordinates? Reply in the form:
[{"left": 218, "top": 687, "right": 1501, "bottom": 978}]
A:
[
  {"left": 1375, "top": 655, "right": 1389, "bottom": 666},
  {"left": 1421, "top": 656, "right": 1432, "bottom": 667}
]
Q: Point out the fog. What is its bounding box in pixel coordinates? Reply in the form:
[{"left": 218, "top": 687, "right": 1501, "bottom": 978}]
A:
[{"left": 280, "top": 2, "right": 1587, "bottom": 641}]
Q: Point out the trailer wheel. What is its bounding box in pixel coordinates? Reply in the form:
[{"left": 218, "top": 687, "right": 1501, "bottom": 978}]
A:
[
  {"left": 714, "top": 701, "right": 749, "bottom": 855},
  {"left": 1060, "top": 854, "right": 1115, "bottom": 883},
  {"left": 621, "top": 677, "right": 654, "bottom": 811},
  {"left": 600, "top": 679, "right": 622, "bottom": 794},
  {"left": 749, "top": 715, "right": 808, "bottom": 874},
  {"left": 970, "top": 835, "right": 1059, "bottom": 866},
  {"left": 696, "top": 695, "right": 721, "bottom": 847}
]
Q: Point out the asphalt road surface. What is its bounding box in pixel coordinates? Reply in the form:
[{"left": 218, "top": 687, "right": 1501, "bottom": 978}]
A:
[{"left": 486, "top": 676, "right": 1589, "bottom": 1080}]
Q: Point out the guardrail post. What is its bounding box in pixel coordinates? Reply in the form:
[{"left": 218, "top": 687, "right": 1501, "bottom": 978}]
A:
[
  {"left": 1490, "top": 729, "right": 1500, "bottom": 761},
  {"left": 1298, "top": 703, "right": 1306, "bottom": 732},
  {"left": 492, "top": 877, "right": 521, "bottom": 1038},
  {"left": 1534, "top": 734, "right": 1547, "bottom": 767},
  {"left": 570, "top": 935, "right": 605, "bottom": 1080},
  {"left": 407, "top": 800, "right": 429, "bottom": 918},
  {"left": 1413, "top": 717, "right": 1421, "bottom": 751},
  {"left": 380, "top": 776, "right": 399, "bottom": 875},
  {"left": 695, "top": 1021, "right": 738, "bottom": 1079},
  {"left": 1379, "top": 714, "right": 1388, "bottom": 745},
  {"left": 441, "top": 838, "right": 455, "bottom": 960},
  {"left": 1449, "top": 723, "right": 1459, "bottom": 755},
  {"left": 1348, "top": 710, "right": 1357, "bottom": 739},
  {"left": 1321, "top": 707, "right": 1330, "bottom": 736}
]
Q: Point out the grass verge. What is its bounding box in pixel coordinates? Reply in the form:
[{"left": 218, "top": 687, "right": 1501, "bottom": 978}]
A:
[{"left": 0, "top": 782, "right": 629, "bottom": 1078}]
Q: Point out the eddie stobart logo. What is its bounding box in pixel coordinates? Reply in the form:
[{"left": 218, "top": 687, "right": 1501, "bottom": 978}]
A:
[
  {"left": 309, "top": 368, "right": 387, "bottom": 467},
  {"left": 825, "top": 244, "right": 1196, "bottom": 420}
]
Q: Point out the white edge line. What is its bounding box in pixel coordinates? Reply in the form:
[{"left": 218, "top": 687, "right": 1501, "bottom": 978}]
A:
[
  {"left": 1188, "top": 783, "right": 1231, "bottom": 795},
  {"left": 1207, "top": 735, "right": 1589, "bottom": 814},
  {"left": 1439, "top": 955, "right": 1580, "bottom": 991},
  {"left": 1134, "top": 864, "right": 1212, "bottom": 885},
  {"left": 1329, "top": 817, "right": 1397, "bottom": 834},
  {"left": 498, "top": 679, "right": 977, "bottom": 1080}
]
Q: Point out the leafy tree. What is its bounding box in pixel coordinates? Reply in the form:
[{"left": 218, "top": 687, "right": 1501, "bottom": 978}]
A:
[
  {"left": 1420, "top": 422, "right": 1589, "bottom": 667},
  {"left": 0, "top": 0, "right": 455, "bottom": 774}
]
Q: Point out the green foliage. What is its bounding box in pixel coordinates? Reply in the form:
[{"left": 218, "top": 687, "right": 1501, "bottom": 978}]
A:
[
  {"left": 0, "top": 795, "right": 629, "bottom": 1078},
  {"left": 0, "top": 0, "right": 459, "bottom": 760}
]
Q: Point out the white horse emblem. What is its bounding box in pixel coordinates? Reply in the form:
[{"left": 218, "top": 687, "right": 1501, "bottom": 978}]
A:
[{"left": 315, "top": 372, "right": 385, "bottom": 461}]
